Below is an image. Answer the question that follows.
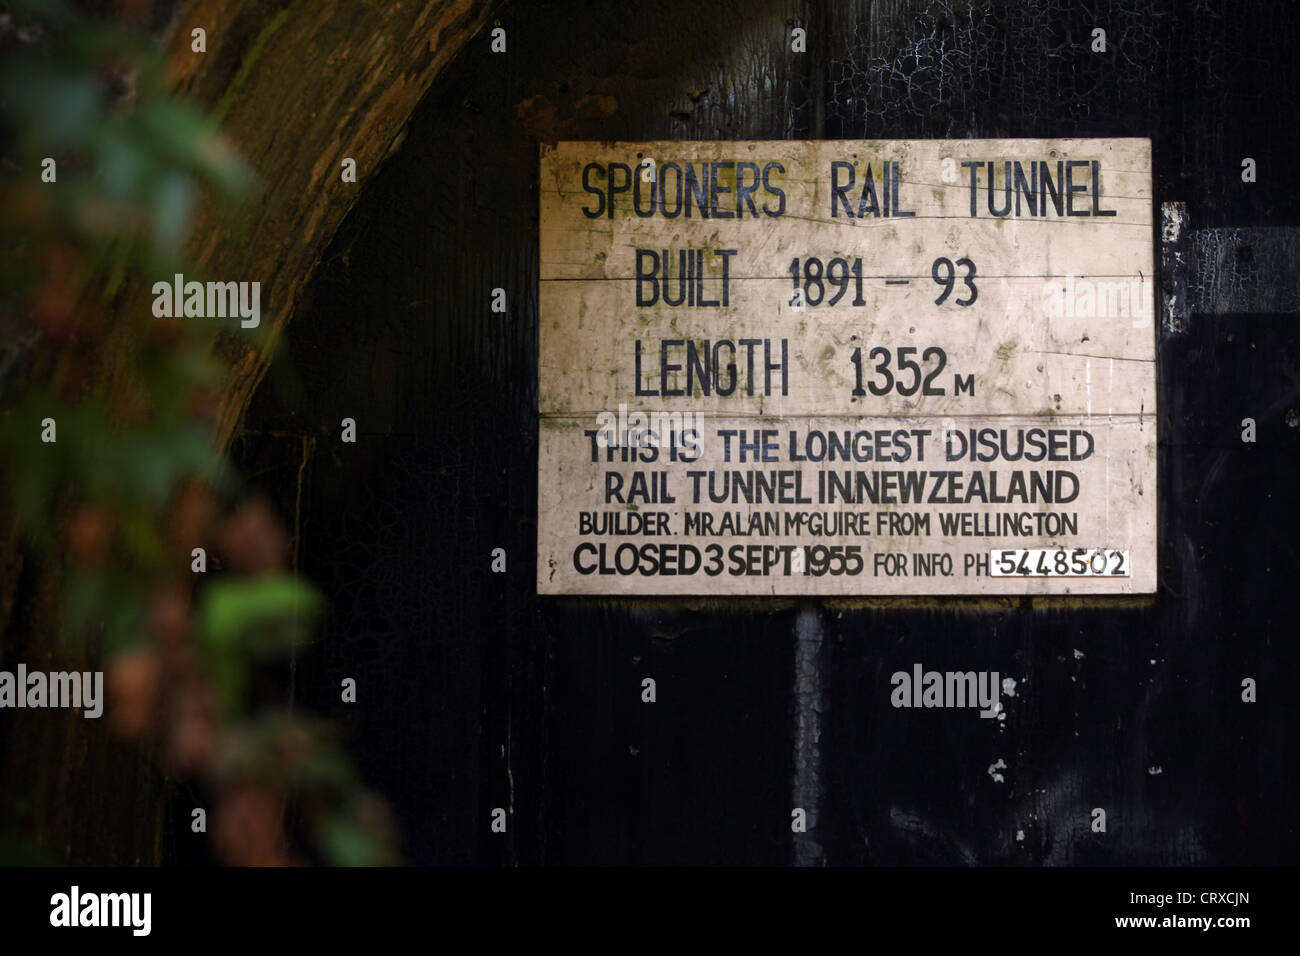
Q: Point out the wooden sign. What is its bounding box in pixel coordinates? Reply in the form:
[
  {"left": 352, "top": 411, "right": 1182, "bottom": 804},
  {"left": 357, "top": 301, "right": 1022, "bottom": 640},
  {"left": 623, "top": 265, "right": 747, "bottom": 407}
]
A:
[{"left": 537, "top": 139, "right": 1156, "bottom": 595}]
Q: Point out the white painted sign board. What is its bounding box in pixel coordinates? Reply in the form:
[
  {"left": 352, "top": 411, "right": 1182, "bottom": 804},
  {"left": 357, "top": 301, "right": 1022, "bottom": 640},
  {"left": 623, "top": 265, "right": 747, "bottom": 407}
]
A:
[{"left": 538, "top": 139, "right": 1156, "bottom": 595}]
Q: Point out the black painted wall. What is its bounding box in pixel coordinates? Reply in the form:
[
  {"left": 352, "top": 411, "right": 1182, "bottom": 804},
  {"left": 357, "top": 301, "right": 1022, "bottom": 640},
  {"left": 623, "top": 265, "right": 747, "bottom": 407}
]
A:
[{"left": 230, "top": 0, "right": 1300, "bottom": 865}]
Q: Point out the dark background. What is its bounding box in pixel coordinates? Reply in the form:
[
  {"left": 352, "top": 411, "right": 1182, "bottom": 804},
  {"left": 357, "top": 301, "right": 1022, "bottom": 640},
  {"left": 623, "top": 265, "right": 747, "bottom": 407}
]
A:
[{"left": 229, "top": 0, "right": 1300, "bottom": 865}]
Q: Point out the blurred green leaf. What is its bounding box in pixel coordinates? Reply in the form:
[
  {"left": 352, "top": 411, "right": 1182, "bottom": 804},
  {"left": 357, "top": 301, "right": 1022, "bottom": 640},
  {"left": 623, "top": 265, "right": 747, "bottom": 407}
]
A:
[
  {"left": 116, "top": 505, "right": 164, "bottom": 567},
  {"left": 97, "top": 132, "right": 148, "bottom": 203},
  {"left": 318, "top": 813, "right": 388, "bottom": 867},
  {"left": 137, "top": 100, "right": 253, "bottom": 198},
  {"left": 114, "top": 427, "right": 212, "bottom": 509},
  {"left": 105, "top": 590, "right": 146, "bottom": 652},
  {"left": 4, "top": 65, "right": 100, "bottom": 147},
  {"left": 58, "top": 566, "right": 108, "bottom": 644},
  {"left": 152, "top": 173, "right": 197, "bottom": 250},
  {"left": 198, "top": 574, "right": 323, "bottom": 651}
]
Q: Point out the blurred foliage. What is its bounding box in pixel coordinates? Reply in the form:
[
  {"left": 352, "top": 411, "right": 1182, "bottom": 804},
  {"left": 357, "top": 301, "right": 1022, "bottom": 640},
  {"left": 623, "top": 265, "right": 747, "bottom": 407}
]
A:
[
  {"left": 0, "top": 0, "right": 398, "bottom": 866},
  {"left": 197, "top": 574, "right": 322, "bottom": 710}
]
